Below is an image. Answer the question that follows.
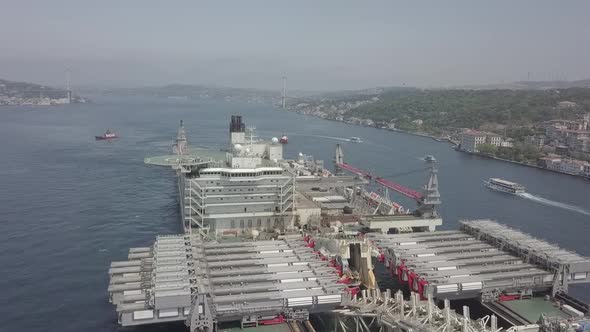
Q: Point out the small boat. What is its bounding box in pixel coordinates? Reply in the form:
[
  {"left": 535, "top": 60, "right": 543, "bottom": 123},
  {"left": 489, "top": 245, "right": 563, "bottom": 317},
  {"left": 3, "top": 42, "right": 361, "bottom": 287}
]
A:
[
  {"left": 349, "top": 137, "right": 362, "bottom": 143},
  {"left": 484, "top": 178, "right": 525, "bottom": 194},
  {"left": 279, "top": 135, "right": 288, "bottom": 144},
  {"left": 424, "top": 155, "right": 437, "bottom": 163},
  {"left": 95, "top": 129, "right": 118, "bottom": 140}
]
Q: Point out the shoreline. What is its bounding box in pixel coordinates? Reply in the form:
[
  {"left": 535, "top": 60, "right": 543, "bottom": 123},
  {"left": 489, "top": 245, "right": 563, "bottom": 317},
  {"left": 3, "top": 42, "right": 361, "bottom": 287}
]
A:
[
  {"left": 287, "top": 110, "right": 589, "bottom": 181},
  {"left": 456, "top": 149, "right": 590, "bottom": 180},
  {"left": 294, "top": 112, "right": 459, "bottom": 146}
]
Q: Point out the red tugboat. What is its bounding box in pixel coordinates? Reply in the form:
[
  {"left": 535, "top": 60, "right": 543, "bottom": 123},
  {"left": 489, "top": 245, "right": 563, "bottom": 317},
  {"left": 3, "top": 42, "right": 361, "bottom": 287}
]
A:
[
  {"left": 279, "top": 134, "right": 288, "bottom": 144},
  {"left": 95, "top": 129, "right": 118, "bottom": 140}
]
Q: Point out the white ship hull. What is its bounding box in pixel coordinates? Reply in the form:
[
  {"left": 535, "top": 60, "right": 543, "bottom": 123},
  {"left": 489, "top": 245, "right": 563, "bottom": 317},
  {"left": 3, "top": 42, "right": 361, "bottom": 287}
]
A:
[{"left": 483, "top": 180, "right": 525, "bottom": 194}]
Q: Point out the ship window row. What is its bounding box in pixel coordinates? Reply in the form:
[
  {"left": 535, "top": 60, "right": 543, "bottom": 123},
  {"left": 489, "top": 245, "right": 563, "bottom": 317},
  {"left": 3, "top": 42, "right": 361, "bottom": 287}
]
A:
[
  {"left": 216, "top": 196, "right": 271, "bottom": 201},
  {"left": 230, "top": 217, "right": 284, "bottom": 229},
  {"left": 200, "top": 170, "right": 283, "bottom": 177},
  {"left": 204, "top": 188, "right": 277, "bottom": 193}
]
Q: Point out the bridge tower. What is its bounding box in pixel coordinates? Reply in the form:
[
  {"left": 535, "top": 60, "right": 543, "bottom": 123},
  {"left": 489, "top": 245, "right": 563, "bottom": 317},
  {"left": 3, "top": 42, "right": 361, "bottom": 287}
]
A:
[
  {"left": 65, "top": 68, "right": 72, "bottom": 104},
  {"left": 281, "top": 76, "right": 287, "bottom": 109}
]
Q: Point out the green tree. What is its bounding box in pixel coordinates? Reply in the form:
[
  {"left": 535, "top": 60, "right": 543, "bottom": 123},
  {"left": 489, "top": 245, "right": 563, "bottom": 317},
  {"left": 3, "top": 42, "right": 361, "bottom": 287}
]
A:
[
  {"left": 522, "top": 145, "right": 541, "bottom": 161},
  {"left": 477, "top": 143, "right": 498, "bottom": 155}
]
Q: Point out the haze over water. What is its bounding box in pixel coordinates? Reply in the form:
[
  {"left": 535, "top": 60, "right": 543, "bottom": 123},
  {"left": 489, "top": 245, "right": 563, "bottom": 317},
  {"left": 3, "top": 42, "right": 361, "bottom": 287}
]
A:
[{"left": 1, "top": 96, "right": 590, "bottom": 332}]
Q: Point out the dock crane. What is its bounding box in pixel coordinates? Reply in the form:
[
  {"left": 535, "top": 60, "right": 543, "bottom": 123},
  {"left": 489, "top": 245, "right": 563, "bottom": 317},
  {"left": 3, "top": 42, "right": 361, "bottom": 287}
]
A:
[{"left": 334, "top": 144, "right": 441, "bottom": 218}]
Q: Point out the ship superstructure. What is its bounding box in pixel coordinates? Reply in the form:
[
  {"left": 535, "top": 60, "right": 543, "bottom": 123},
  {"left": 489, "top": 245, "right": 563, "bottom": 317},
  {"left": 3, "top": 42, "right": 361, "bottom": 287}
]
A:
[{"left": 146, "top": 117, "right": 294, "bottom": 239}]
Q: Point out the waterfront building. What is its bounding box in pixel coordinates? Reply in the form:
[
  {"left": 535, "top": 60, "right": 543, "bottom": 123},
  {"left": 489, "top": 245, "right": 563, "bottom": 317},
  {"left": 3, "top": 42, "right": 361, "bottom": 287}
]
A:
[
  {"left": 558, "top": 159, "right": 586, "bottom": 175},
  {"left": 573, "top": 136, "right": 590, "bottom": 153},
  {"left": 460, "top": 130, "right": 487, "bottom": 152},
  {"left": 524, "top": 135, "right": 546, "bottom": 148},
  {"left": 584, "top": 163, "right": 590, "bottom": 178},
  {"left": 487, "top": 133, "right": 502, "bottom": 146},
  {"left": 460, "top": 130, "right": 502, "bottom": 152},
  {"left": 541, "top": 157, "right": 562, "bottom": 172}
]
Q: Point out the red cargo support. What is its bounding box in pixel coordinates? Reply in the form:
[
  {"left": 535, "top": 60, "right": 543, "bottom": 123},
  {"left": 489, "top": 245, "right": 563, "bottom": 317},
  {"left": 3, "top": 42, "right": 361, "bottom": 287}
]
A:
[
  {"left": 408, "top": 272, "right": 418, "bottom": 291},
  {"left": 338, "top": 276, "right": 352, "bottom": 284},
  {"left": 418, "top": 279, "right": 429, "bottom": 300},
  {"left": 346, "top": 286, "right": 360, "bottom": 297},
  {"left": 259, "top": 314, "right": 285, "bottom": 325},
  {"left": 499, "top": 294, "right": 520, "bottom": 301}
]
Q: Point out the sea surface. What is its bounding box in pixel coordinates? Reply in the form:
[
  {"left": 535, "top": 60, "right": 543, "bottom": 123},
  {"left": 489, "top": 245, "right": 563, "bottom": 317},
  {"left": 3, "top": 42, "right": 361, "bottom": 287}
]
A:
[{"left": 1, "top": 96, "right": 589, "bottom": 332}]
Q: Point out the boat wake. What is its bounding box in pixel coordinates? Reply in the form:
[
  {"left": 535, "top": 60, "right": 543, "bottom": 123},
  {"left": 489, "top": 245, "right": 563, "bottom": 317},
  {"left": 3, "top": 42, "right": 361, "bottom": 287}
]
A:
[
  {"left": 301, "top": 134, "right": 353, "bottom": 142},
  {"left": 517, "top": 192, "right": 590, "bottom": 216}
]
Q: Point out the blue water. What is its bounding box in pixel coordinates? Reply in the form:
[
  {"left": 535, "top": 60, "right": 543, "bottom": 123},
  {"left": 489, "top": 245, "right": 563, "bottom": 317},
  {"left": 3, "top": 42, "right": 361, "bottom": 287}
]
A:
[{"left": 1, "top": 96, "right": 589, "bottom": 332}]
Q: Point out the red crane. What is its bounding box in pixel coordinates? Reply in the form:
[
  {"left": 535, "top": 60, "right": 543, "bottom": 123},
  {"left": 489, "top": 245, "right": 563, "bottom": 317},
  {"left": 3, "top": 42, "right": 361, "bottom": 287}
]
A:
[
  {"left": 336, "top": 163, "right": 423, "bottom": 201},
  {"left": 336, "top": 163, "right": 373, "bottom": 179},
  {"left": 375, "top": 177, "right": 423, "bottom": 201}
]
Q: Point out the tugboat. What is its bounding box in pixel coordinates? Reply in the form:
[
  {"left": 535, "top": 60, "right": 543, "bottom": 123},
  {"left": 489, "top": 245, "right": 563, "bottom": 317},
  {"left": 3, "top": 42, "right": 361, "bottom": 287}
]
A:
[
  {"left": 349, "top": 137, "right": 362, "bottom": 143},
  {"left": 424, "top": 155, "right": 437, "bottom": 163},
  {"left": 279, "top": 135, "right": 288, "bottom": 144},
  {"left": 95, "top": 129, "right": 118, "bottom": 140}
]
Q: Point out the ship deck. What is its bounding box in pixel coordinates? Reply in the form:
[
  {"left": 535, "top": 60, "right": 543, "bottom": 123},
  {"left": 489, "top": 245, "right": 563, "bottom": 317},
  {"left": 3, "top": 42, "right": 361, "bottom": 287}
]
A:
[
  {"left": 144, "top": 149, "right": 228, "bottom": 167},
  {"left": 108, "top": 235, "right": 345, "bottom": 328},
  {"left": 370, "top": 219, "right": 590, "bottom": 301},
  {"left": 483, "top": 297, "right": 571, "bottom": 326}
]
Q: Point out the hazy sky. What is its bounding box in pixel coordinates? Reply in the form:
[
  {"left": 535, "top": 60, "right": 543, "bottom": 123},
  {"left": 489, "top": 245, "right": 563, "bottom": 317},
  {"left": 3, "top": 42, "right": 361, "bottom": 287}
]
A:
[{"left": 1, "top": 0, "right": 589, "bottom": 90}]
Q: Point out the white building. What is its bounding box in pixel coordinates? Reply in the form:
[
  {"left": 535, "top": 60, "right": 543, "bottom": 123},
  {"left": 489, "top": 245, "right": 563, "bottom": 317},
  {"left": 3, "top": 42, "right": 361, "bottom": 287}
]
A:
[
  {"left": 487, "top": 134, "right": 502, "bottom": 146},
  {"left": 543, "top": 158, "right": 562, "bottom": 172},
  {"left": 460, "top": 131, "right": 487, "bottom": 152},
  {"left": 558, "top": 159, "right": 586, "bottom": 175},
  {"left": 460, "top": 130, "right": 502, "bottom": 153},
  {"left": 584, "top": 164, "right": 590, "bottom": 178}
]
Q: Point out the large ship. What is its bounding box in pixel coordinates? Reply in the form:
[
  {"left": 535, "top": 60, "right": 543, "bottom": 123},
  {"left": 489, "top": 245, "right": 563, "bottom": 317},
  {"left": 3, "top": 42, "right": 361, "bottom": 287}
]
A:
[
  {"left": 484, "top": 177, "right": 525, "bottom": 194},
  {"left": 109, "top": 116, "right": 590, "bottom": 332}
]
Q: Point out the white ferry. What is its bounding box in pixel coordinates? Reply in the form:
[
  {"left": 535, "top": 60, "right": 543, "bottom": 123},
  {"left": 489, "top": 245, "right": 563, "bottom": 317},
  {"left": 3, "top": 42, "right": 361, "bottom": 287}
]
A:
[
  {"left": 349, "top": 137, "right": 362, "bottom": 143},
  {"left": 484, "top": 178, "right": 525, "bottom": 194}
]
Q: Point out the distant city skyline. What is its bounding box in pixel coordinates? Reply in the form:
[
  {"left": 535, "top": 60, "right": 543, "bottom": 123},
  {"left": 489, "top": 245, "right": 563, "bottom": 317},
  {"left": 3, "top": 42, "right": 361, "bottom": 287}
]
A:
[{"left": 1, "top": 0, "right": 590, "bottom": 90}]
